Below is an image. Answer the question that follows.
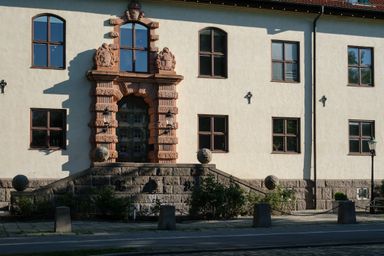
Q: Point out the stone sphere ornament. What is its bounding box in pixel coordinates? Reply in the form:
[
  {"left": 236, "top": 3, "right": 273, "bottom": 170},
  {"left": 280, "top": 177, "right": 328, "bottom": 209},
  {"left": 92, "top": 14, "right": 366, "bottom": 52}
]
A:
[
  {"left": 264, "top": 175, "right": 279, "bottom": 190},
  {"left": 197, "top": 148, "right": 212, "bottom": 164},
  {"left": 12, "top": 175, "right": 29, "bottom": 192},
  {"left": 93, "top": 146, "right": 110, "bottom": 162}
]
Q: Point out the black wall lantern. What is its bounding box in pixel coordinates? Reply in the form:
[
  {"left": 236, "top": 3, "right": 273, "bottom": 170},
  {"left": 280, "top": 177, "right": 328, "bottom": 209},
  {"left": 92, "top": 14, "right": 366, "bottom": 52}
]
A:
[
  {"left": 0, "top": 80, "right": 7, "bottom": 94},
  {"left": 102, "top": 107, "right": 111, "bottom": 133}
]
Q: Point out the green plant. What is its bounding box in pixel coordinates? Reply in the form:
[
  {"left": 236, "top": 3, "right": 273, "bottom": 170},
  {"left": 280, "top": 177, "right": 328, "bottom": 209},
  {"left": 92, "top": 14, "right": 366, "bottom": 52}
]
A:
[
  {"left": 189, "top": 175, "right": 246, "bottom": 219},
  {"left": 334, "top": 192, "right": 348, "bottom": 201},
  {"left": 262, "top": 186, "right": 296, "bottom": 214},
  {"left": 12, "top": 196, "right": 54, "bottom": 218},
  {"left": 94, "top": 186, "right": 131, "bottom": 219},
  {"left": 242, "top": 192, "right": 262, "bottom": 216}
]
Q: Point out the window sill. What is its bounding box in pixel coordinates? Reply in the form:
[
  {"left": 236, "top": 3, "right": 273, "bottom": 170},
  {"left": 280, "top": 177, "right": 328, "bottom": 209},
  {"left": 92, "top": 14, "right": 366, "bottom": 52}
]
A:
[
  {"left": 31, "top": 66, "right": 65, "bottom": 70},
  {"left": 29, "top": 147, "right": 66, "bottom": 151},
  {"left": 198, "top": 75, "right": 228, "bottom": 79},
  {"left": 347, "top": 84, "right": 374, "bottom": 87},
  {"left": 271, "top": 151, "right": 300, "bottom": 154},
  {"left": 271, "top": 80, "right": 300, "bottom": 84},
  {"left": 348, "top": 153, "right": 371, "bottom": 156},
  {"left": 209, "top": 150, "right": 229, "bottom": 153}
]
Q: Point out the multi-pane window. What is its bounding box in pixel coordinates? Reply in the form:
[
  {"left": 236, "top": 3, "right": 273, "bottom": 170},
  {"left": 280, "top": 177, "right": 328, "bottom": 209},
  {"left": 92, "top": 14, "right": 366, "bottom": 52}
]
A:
[
  {"left": 272, "top": 118, "right": 300, "bottom": 153},
  {"left": 120, "top": 22, "right": 148, "bottom": 72},
  {"left": 348, "top": 46, "right": 373, "bottom": 86},
  {"left": 272, "top": 41, "right": 299, "bottom": 82},
  {"left": 32, "top": 15, "right": 65, "bottom": 69},
  {"left": 30, "top": 109, "right": 66, "bottom": 149},
  {"left": 199, "top": 27, "right": 227, "bottom": 78},
  {"left": 349, "top": 120, "right": 374, "bottom": 154},
  {"left": 198, "top": 115, "right": 228, "bottom": 152}
]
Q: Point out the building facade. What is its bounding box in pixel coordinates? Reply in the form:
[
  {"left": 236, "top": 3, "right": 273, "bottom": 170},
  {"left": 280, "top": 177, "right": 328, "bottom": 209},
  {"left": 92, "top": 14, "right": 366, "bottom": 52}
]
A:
[{"left": 1, "top": 0, "right": 384, "bottom": 210}]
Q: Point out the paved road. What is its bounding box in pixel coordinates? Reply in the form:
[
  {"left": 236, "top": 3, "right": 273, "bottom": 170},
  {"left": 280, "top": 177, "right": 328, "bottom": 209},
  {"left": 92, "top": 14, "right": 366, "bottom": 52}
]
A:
[{"left": 1, "top": 223, "right": 384, "bottom": 255}]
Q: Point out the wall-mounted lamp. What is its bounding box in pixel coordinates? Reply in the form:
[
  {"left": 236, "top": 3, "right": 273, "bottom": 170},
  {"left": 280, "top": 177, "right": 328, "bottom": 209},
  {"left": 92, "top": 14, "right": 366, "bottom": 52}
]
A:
[
  {"left": 244, "top": 91, "right": 253, "bottom": 104},
  {"left": 319, "top": 95, "right": 327, "bottom": 107},
  {"left": 0, "top": 80, "right": 7, "bottom": 94},
  {"left": 102, "top": 107, "right": 111, "bottom": 133},
  {"left": 164, "top": 110, "right": 174, "bottom": 135}
]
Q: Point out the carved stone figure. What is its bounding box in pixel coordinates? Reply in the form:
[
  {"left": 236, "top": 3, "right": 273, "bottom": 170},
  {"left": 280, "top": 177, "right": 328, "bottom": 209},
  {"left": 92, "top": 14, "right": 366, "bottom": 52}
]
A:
[
  {"left": 197, "top": 148, "right": 212, "bottom": 164},
  {"left": 157, "top": 47, "right": 176, "bottom": 72},
  {"left": 95, "top": 43, "right": 116, "bottom": 69},
  {"left": 126, "top": 0, "right": 144, "bottom": 21},
  {"left": 93, "top": 146, "right": 110, "bottom": 162}
]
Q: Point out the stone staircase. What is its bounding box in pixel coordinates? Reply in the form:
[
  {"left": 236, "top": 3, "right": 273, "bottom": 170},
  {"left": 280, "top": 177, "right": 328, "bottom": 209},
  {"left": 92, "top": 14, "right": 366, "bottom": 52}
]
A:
[{"left": 11, "top": 163, "right": 266, "bottom": 216}]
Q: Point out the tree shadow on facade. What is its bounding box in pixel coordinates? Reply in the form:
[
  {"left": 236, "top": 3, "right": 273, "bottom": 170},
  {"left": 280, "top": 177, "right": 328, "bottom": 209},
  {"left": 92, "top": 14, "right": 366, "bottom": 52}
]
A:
[{"left": 44, "top": 50, "right": 95, "bottom": 174}]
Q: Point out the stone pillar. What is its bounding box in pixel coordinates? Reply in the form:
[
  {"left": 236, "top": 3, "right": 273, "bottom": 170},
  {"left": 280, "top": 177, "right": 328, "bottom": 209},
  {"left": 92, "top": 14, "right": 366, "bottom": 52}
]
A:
[
  {"left": 158, "top": 205, "right": 176, "bottom": 230},
  {"left": 253, "top": 203, "right": 271, "bottom": 228},
  {"left": 55, "top": 206, "right": 72, "bottom": 233},
  {"left": 337, "top": 201, "right": 356, "bottom": 224}
]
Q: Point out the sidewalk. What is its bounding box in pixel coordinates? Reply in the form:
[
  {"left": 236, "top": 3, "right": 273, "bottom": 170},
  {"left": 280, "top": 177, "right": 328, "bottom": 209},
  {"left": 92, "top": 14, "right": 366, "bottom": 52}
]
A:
[{"left": 1, "top": 211, "right": 383, "bottom": 237}]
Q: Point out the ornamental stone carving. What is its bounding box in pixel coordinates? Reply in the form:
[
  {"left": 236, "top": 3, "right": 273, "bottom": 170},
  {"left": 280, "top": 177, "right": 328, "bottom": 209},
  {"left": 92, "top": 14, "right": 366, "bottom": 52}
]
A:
[
  {"left": 157, "top": 47, "right": 176, "bottom": 73},
  {"left": 93, "top": 146, "right": 110, "bottom": 162},
  {"left": 126, "top": 0, "right": 144, "bottom": 21},
  {"left": 94, "top": 43, "right": 117, "bottom": 69}
]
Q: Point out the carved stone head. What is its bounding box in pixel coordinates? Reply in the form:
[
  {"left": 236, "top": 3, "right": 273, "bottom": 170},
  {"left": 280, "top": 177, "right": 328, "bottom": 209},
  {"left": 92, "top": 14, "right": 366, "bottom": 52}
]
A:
[{"left": 127, "top": 0, "right": 143, "bottom": 20}]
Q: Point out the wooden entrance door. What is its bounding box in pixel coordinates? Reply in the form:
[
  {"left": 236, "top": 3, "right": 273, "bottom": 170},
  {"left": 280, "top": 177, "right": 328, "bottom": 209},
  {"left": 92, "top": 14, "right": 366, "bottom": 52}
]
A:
[{"left": 116, "top": 96, "right": 149, "bottom": 162}]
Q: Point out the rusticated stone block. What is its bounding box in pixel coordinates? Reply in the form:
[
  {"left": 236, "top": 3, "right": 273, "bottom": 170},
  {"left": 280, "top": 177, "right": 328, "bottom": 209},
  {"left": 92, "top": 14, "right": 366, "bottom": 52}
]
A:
[
  {"left": 157, "top": 168, "right": 172, "bottom": 176},
  {"left": 163, "top": 185, "right": 173, "bottom": 194},
  {"left": 173, "top": 185, "right": 186, "bottom": 194},
  {"left": 296, "top": 200, "right": 306, "bottom": 210},
  {"left": 294, "top": 188, "right": 306, "bottom": 200},
  {"left": 73, "top": 176, "right": 92, "bottom": 186},
  {"left": 316, "top": 200, "right": 327, "bottom": 210},
  {"left": 180, "top": 176, "right": 195, "bottom": 184},
  {"left": 139, "top": 168, "right": 157, "bottom": 176},
  {"left": 0, "top": 189, "right": 5, "bottom": 201},
  {"left": 191, "top": 167, "right": 204, "bottom": 176},
  {"left": 281, "top": 180, "right": 298, "bottom": 188},
  {"left": 326, "top": 180, "right": 353, "bottom": 188},
  {"left": 247, "top": 179, "right": 263, "bottom": 188},
  {"left": 322, "top": 188, "right": 333, "bottom": 200},
  {"left": 121, "top": 186, "right": 141, "bottom": 194},
  {"left": 74, "top": 185, "right": 93, "bottom": 195},
  {"left": 134, "top": 194, "right": 157, "bottom": 204},
  {"left": 91, "top": 167, "right": 121, "bottom": 176},
  {"left": 132, "top": 176, "right": 149, "bottom": 186},
  {"left": 352, "top": 179, "right": 369, "bottom": 187},
  {"left": 164, "top": 177, "right": 180, "bottom": 186},
  {"left": 316, "top": 180, "right": 326, "bottom": 188},
  {"left": 0, "top": 179, "right": 12, "bottom": 188},
  {"left": 173, "top": 168, "right": 190, "bottom": 176},
  {"left": 92, "top": 176, "right": 111, "bottom": 186},
  {"left": 180, "top": 194, "right": 191, "bottom": 203},
  {"left": 121, "top": 168, "right": 139, "bottom": 176}
]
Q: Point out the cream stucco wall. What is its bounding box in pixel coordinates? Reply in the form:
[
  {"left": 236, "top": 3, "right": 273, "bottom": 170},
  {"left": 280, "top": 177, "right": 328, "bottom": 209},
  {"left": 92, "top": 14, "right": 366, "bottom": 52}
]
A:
[{"left": 0, "top": 0, "right": 383, "bottom": 181}]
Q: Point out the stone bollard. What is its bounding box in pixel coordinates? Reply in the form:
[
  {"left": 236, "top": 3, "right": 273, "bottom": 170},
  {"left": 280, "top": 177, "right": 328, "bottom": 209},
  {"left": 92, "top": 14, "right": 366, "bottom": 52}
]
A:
[
  {"left": 253, "top": 203, "right": 271, "bottom": 228},
  {"left": 158, "top": 205, "right": 176, "bottom": 230},
  {"left": 337, "top": 201, "right": 356, "bottom": 224},
  {"left": 55, "top": 206, "right": 72, "bottom": 233}
]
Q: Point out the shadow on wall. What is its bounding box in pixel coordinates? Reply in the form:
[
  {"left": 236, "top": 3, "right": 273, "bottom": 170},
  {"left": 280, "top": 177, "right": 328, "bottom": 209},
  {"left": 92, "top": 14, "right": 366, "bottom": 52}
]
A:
[{"left": 44, "top": 50, "right": 95, "bottom": 174}]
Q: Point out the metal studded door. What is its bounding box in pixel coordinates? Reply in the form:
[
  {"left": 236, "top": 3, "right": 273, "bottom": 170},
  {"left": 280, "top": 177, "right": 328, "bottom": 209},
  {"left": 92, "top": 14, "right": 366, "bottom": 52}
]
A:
[{"left": 116, "top": 96, "right": 149, "bottom": 162}]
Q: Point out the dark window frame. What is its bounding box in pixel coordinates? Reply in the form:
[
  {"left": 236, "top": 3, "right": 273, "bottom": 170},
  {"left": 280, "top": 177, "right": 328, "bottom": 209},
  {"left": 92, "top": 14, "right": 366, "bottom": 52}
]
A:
[
  {"left": 348, "top": 119, "right": 375, "bottom": 155},
  {"left": 272, "top": 117, "right": 301, "bottom": 153},
  {"left": 198, "top": 114, "right": 229, "bottom": 152},
  {"left": 198, "top": 27, "right": 228, "bottom": 78},
  {"left": 271, "top": 40, "right": 300, "bottom": 83},
  {"left": 119, "top": 21, "right": 149, "bottom": 73},
  {"left": 31, "top": 14, "right": 66, "bottom": 69},
  {"left": 30, "top": 108, "right": 67, "bottom": 150},
  {"left": 347, "top": 46, "right": 374, "bottom": 87}
]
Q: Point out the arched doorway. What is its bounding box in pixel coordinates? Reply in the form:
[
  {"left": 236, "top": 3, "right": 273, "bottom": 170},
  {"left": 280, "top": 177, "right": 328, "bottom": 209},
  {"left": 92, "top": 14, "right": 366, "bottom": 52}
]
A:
[{"left": 116, "top": 95, "right": 149, "bottom": 162}]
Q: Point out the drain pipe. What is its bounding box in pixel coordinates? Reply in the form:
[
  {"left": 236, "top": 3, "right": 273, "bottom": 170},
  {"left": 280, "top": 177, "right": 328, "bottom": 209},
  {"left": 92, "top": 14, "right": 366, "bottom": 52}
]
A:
[{"left": 313, "top": 6, "right": 324, "bottom": 209}]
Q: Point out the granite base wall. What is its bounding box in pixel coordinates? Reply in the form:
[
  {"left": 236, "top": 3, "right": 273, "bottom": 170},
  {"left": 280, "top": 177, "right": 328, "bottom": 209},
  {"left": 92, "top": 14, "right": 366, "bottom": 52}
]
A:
[
  {"left": 0, "top": 179, "right": 57, "bottom": 210},
  {"left": 4, "top": 164, "right": 381, "bottom": 213}
]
